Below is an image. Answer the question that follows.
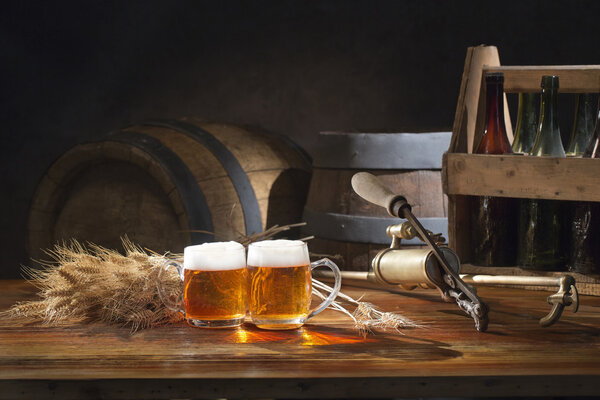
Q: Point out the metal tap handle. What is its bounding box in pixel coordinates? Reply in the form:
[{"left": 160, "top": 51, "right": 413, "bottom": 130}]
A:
[
  {"left": 351, "top": 172, "right": 411, "bottom": 217},
  {"left": 540, "top": 276, "right": 579, "bottom": 327},
  {"left": 351, "top": 172, "right": 490, "bottom": 332},
  {"left": 461, "top": 274, "right": 579, "bottom": 327}
]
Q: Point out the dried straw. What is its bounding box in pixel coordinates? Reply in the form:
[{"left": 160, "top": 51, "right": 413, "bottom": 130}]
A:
[
  {"left": 311, "top": 278, "right": 421, "bottom": 336},
  {"left": 2, "top": 238, "right": 183, "bottom": 332}
]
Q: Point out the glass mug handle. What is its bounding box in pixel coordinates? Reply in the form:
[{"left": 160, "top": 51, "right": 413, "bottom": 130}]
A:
[
  {"left": 157, "top": 260, "right": 185, "bottom": 317},
  {"left": 306, "top": 258, "right": 342, "bottom": 320}
]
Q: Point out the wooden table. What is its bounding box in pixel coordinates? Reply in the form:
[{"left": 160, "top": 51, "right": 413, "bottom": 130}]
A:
[{"left": 1, "top": 279, "right": 599, "bottom": 399}]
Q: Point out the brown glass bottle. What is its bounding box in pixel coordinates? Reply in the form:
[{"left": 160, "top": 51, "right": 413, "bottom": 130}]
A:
[{"left": 471, "top": 72, "right": 517, "bottom": 266}]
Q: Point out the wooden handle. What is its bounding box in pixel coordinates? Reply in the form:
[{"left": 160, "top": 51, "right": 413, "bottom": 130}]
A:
[{"left": 351, "top": 172, "right": 406, "bottom": 217}]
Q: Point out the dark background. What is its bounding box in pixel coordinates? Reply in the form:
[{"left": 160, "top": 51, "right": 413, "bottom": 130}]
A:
[{"left": 2, "top": 0, "right": 600, "bottom": 278}]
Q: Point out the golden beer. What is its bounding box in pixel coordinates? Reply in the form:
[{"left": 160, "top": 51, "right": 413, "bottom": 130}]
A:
[
  {"left": 247, "top": 264, "right": 311, "bottom": 329},
  {"left": 157, "top": 241, "right": 247, "bottom": 328},
  {"left": 184, "top": 267, "right": 246, "bottom": 322},
  {"left": 246, "top": 239, "right": 341, "bottom": 330}
]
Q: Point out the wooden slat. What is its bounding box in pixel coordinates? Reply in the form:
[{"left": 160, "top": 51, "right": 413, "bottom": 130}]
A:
[
  {"left": 1, "top": 280, "right": 600, "bottom": 399},
  {"left": 444, "top": 153, "right": 600, "bottom": 201},
  {"left": 484, "top": 65, "right": 600, "bottom": 93}
]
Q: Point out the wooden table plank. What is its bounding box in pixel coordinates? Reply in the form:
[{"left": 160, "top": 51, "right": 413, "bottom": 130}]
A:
[{"left": 1, "top": 279, "right": 599, "bottom": 399}]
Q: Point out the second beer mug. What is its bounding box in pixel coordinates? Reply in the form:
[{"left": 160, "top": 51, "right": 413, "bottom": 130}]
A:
[
  {"left": 157, "top": 241, "right": 247, "bottom": 328},
  {"left": 247, "top": 240, "right": 342, "bottom": 330}
]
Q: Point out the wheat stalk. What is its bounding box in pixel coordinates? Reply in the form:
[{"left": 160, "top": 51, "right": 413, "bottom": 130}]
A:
[
  {"left": 311, "top": 278, "right": 421, "bottom": 336},
  {"left": 1, "top": 238, "right": 183, "bottom": 332}
]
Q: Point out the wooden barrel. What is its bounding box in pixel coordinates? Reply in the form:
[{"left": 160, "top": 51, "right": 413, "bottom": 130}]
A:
[
  {"left": 28, "top": 119, "right": 311, "bottom": 259},
  {"left": 302, "top": 131, "right": 451, "bottom": 271}
]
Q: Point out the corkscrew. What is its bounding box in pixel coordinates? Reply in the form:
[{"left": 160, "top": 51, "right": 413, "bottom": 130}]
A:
[{"left": 350, "top": 172, "right": 490, "bottom": 331}]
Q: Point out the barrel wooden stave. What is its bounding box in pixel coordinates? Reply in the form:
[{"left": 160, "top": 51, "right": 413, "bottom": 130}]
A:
[
  {"left": 307, "top": 169, "right": 446, "bottom": 218},
  {"left": 132, "top": 125, "right": 246, "bottom": 240},
  {"left": 53, "top": 161, "right": 186, "bottom": 253},
  {"left": 196, "top": 121, "right": 307, "bottom": 172},
  {"left": 28, "top": 141, "right": 191, "bottom": 258}
]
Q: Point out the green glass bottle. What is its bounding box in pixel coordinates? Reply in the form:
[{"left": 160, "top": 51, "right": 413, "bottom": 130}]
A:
[
  {"left": 512, "top": 93, "right": 538, "bottom": 154},
  {"left": 471, "top": 72, "right": 517, "bottom": 266},
  {"left": 566, "top": 93, "right": 596, "bottom": 156},
  {"left": 518, "top": 76, "right": 566, "bottom": 271},
  {"left": 569, "top": 201, "right": 600, "bottom": 274},
  {"left": 530, "top": 76, "right": 565, "bottom": 157},
  {"left": 569, "top": 97, "right": 600, "bottom": 274},
  {"left": 584, "top": 97, "right": 600, "bottom": 158}
]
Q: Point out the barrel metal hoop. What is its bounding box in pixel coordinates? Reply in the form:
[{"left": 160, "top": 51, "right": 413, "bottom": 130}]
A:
[
  {"left": 109, "top": 131, "right": 214, "bottom": 244},
  {"left": 142, "top": 119, "right": 263, "bottom": 236},
  {"left": 312, "top": 132, "right": 452, "bottom": 169},
  {"left": 301, "top": 208, "right": 448, "bottom": 245}
]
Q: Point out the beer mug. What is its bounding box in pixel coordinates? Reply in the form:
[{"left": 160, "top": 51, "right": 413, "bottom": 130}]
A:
[
  {"left": 247, "top": 240, "right": 342, "bottom": 330},
  {"left": 157, "top": 241, "right": 246, "bottom": 328}
]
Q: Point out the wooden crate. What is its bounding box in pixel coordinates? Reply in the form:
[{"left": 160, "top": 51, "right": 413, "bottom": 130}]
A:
[{"left": 442, "top": 45, "right": 600, "bottom": 295}]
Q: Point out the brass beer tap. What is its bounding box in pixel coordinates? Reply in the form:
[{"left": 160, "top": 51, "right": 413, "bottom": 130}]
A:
[{"left": 343, "top": 172, "right": 580, "bottom": 331}]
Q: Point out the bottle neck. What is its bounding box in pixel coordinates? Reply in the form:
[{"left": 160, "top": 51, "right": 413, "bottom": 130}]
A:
[
  {"left": 485, "top": 81, "right": 506, "bottom": 133},
  {"left": 476, "top": 80, "right": 512, "bottom": 154},
  {"left": 513, "top": 93, "right": 537, "bottom": 154},
  {"left": 540, "top": 86, "right": 559, "bottom": 131},
  {"left": 531, "top": 85, "right": 564, "bottom": 157},
  {"left": 522, "top": 92, "right": 537, "bottom": 120},
  {"left": 567, "top": 93, "right": 596, "bottom": 156},
  {"left": 583, "top": 98, "right": 600, "bottom": 158}
]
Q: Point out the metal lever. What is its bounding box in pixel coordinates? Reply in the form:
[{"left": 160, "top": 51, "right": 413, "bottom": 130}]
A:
[
  {"left": 460, "top": 274, "right": 579, "bottom": 327},
  {"left": 352, "top": 172, "right": 490, "bottom": 332}
]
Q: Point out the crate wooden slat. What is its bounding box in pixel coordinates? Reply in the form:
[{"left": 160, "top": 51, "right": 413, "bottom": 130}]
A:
[
  {"left": 443, "top": 153, "right": 600, "bottom": 201},
  {"left": 484, "top": 65, "right": 600, "bottom": 93},
  {"left": 444, "top": 45, "right": 600, "bottom": 296}
]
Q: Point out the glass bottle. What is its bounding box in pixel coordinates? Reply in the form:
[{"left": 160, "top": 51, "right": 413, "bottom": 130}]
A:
[
  {"left": 512, "top": 93, "right": 538, "bottom": 154},
  {"left": 530, "top": 76, "right": 565, "bottom": 157},
  {"left": 569, "top": 201, "right": 600, "bottom": 274},
  {"left": 518, "top": 76, "right": 566, "bottom": 271},
  {"left": 471, "top": 72, "right": 517, "bottom": 266},
  {"left": 566, "top": 93, "right": 596, "bottom": 156},
  {"left": 568, "top": 97, "right": 600, "bottom": 274},
  {"left": 584, "top": 97, "right": 600, "bottom": 158}
]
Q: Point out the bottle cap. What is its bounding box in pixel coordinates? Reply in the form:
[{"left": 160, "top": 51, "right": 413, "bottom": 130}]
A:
[
  {"left": 485, "top": 72, "right": 504, "bottom": 83},
  {"left": 541, "top": 75, "right": 559, "bottom": 89}
]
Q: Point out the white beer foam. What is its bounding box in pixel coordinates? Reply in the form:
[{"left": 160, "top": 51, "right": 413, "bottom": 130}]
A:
[
  {"left": 184, "top": 241, "right": 246, "bottom": 271},
  {"left": 247, "top": 239, "right": 310, "bottom": 267}
]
